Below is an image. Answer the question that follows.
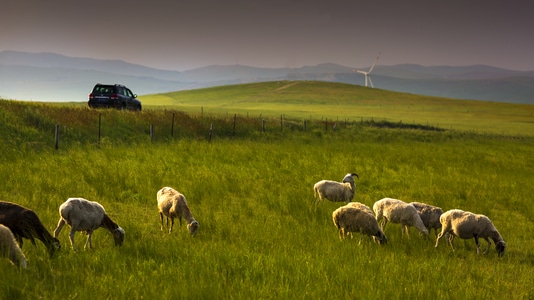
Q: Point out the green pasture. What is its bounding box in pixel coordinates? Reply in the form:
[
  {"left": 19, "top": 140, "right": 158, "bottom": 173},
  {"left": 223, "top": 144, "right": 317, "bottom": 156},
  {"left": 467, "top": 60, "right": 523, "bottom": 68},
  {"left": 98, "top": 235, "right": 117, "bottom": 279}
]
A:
[
  {"left": 1, "top": 84, "right": 534, "bottom": 299},
  {"left": 140, "top": 81, "right": 534, "bottom": 136}
]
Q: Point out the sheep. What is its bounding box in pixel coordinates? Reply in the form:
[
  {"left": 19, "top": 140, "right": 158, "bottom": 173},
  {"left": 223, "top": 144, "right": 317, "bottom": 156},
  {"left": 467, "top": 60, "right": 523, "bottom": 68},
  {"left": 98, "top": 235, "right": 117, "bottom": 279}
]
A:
[
  {"left": 410, "top": 202, "right": 443, "bottom": 237},
  {"left": 373, "top": 198, "right": 429, "bottom": 238},
  {"left": 0, "top": 200, "right": 61, "bottom": 257},
  {"left": 0, "top": 224, "right": 27, "bottom": 268},
  {"left": 53, "top": 198, "right": 125, "bottom": 251},
  {"left": 313, "top": 173, "right": 359, "bottom": 206},
  {"left": 435, "top": 209, "right": 506, "bottom": 257},
  {"left": 157, "top": 187, "right": 199, "bottom": 236},
  {"left": 332, "top": 203, "right": 387, "bottom": 245},
  {"left": 345, "top": 201, "right": 373, "bottom": 215}
]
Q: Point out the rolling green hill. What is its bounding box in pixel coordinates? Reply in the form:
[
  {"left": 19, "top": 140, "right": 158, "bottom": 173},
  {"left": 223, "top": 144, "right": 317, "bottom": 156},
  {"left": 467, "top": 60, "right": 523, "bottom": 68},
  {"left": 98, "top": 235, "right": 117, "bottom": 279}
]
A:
[{"left": 140, "top": 80, "right": 534, "bottom": 136}]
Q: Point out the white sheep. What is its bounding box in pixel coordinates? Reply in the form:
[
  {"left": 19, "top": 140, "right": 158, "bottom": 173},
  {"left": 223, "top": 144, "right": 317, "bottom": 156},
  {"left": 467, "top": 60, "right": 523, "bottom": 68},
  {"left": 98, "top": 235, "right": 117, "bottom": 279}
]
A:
[
  {"left": 0, "top": 224, "right": 27, "bottom": 268},
  {"left": 53, "top": 198, "right": 125, "bottom": 251},
  {"left": 332, "top": 203, "right": 387, "bottom": 245},
  {"left": 435, "top": 209, "right": 506, "bottom": 257},
  {"left": 157, "top": 187, "right": 199, "bottom": 236},
  {"left": 410, "top": 202, "right": 443, "bottom": 237},
  {"left": 373, "top": 198, "right": 429, "bottom": 238},
  {"left": 313, "top": 173, "right": 359, "bottom": 206}
]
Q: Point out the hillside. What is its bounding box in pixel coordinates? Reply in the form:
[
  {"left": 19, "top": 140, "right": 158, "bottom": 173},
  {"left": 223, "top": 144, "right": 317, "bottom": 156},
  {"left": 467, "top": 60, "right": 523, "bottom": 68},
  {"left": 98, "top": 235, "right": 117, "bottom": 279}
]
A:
[
  {"left": 141, "top": 81, "right": 534, "bottom": 136},
  {"left": 1, "top": 81, "right": 532, "bottom": 139},
  {"left": 1, "top": 51, "right": 533, "bottom": 104}
]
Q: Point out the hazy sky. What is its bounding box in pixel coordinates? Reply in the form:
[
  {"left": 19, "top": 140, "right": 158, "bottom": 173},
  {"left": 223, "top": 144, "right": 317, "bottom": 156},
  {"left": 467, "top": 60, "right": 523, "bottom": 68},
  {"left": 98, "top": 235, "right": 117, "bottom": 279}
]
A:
[{"left": 1, "top": 0, "right": 533, "bottom": 71}]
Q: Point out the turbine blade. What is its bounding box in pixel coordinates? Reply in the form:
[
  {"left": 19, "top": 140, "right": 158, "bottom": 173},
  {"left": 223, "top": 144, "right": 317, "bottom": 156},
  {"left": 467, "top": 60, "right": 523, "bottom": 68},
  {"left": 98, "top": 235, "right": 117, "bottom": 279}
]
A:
[{"left": 368, "top": 52, "right": 380, "bottom": 73}]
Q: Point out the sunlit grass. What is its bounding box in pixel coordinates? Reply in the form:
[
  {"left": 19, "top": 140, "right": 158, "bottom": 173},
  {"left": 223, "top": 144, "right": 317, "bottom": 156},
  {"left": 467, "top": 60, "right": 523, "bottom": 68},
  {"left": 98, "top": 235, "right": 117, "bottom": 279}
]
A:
[
  {"left": 139, "top": 80, "right": 534, "bottom": 136},
  {"left": 1, "top": 90, "right": 533, "bottom": 299}
]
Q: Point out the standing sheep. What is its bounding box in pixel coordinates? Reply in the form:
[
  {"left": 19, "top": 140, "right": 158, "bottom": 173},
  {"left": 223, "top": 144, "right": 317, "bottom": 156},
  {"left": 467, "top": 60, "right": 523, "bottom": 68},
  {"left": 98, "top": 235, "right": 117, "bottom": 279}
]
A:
[
  {"left": 373, "top": 198, "right": 429, "bottom": 238},
  {"left": 313, "top": 173, "right": 359, "bottom": 206},
  {"left": 0, "top": 200, "right": 61, "bottom": 257},
  {"left": 157, "top": 187, "right": 199, "bottom": 236},
  {"left": 54, "top": 198, "right": 125, "bottom": 251},
  {"left": 435, "top": 209, "right": 506, "bottom": 257},
  {"left": 410, "top": 202, "right": 443, "bottom": 237},
  {"left": 332, "top": 203, "right": 387, "bottom": 245},
  {"left": 0, "top": 224, "right": 27, "bottom": 268}
]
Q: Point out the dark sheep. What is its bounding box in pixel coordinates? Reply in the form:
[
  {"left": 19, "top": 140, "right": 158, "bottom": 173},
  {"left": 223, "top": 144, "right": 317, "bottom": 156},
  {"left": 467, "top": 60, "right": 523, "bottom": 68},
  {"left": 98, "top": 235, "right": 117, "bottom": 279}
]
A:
[{"left": 0, "top": 200, "right": 61, "bottom": 257}]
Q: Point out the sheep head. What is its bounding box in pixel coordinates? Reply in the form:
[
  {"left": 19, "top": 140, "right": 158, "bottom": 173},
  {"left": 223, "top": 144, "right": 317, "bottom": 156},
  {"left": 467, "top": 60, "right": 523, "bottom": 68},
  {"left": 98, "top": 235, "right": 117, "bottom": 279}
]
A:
[
  {"left": 187, "top": 221, "right": 199, "bottom": 236},
  {"left": 496, "top": 241, "right": 506, "bottom": 257},
  {"left": 342, "top": 173, "right": 359, "bottom": 183},
  {"left": 113, "top": 227, "right": 125, "bottom": 246}
]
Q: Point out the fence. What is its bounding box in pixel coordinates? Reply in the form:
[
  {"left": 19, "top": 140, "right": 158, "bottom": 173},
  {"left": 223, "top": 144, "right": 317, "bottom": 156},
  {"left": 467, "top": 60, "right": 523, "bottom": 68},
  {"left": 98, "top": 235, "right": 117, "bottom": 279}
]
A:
[{"left": 50, "top": 110, "right": 446, "bottom": 150}]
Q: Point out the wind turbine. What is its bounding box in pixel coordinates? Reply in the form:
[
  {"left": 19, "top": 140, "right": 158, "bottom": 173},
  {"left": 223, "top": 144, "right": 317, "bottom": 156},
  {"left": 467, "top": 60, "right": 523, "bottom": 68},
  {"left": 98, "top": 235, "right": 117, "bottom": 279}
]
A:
[{"left": 354, "top": 52, "right": 381, "bottom": 88}]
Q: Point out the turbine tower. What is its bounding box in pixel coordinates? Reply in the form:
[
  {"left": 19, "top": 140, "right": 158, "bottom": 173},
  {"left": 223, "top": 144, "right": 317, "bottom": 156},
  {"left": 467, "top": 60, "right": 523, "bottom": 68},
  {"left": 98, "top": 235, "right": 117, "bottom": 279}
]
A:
[{"left": 354, "top": 52, "right": 381, "bottom": 88}]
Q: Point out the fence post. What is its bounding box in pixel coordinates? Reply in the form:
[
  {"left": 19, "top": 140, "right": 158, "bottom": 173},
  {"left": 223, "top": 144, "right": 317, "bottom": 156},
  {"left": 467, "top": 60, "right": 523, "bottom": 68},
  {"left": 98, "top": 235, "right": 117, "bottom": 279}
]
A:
[
  {"left": 209, "top": 123, "right": 213, "bottom": 142},
  {"left": 171, "top": 113, "right": 175, "bottom": 137},
  {"left": 98, "top": 113, "right": 102, "bottom": 147},
  {"left": 233, "top": 114, "right": 237, "bottom": 136},
  {"left": 55, "top": 124, "right": 60, "bottom": 150}
]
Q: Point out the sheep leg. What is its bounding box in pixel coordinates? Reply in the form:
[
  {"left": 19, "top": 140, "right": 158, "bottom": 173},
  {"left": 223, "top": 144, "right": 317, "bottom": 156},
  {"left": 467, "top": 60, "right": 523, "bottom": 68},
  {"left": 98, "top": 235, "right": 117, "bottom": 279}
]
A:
[
  {"left": 54, "top": 218, "right": 66, "bottom": 239},
  {"left": 379, "top": 218, "right": 388, "bottom": 231},
  {"left": 159, "top": 213, "right": 164, "bottom": 231},
  {"left": 68, "top": 228, "right": 77, "bottom": 251},
  {"left": 474, "top": 235, "right": 481, "bottom": 254},
  {"left": 435, "top": 232, "right": 444, "bottom": 248},
  {"left": 483, "top": 237, "right": 492, "bottom": 254},
  {"left": 169, "top": 218, "right": 174, "bottom": 233},
  {"left": 84, "top": 230, "right": 93, "bottom": 250},
  {"left": 447, "top": 234, "right": 456, "bottom": 251},
  {"left": 402, "top": 225, "right": 410, "bottom": 238}
]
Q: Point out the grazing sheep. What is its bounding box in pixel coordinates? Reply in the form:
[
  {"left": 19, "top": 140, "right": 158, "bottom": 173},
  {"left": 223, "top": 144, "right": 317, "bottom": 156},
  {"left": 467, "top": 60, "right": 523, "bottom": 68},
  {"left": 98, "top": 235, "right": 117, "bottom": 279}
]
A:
[
  {"left": 373, "top": 198, "right": 429, "bottom": 238},
  {"left": 313, "top": 173, "right": 359, "bottom": 206},
  {"left": 410, "top": 202, "right": 443, "bottom": 237},
  {"left": 54, "top": 198, "right": 125, "bottom": 251},
  {"left": 157, "top": 187, "right": 199, "bottom": 236},
  {"left": 345, "top": 202, "right": 374, "bottom": 215},
  {"left": 435, "top": 209, "right": 506, "bottom": 257},
  {"left": 0, "top": 224, "right": 27, "bottom": 268},
  {"left": 332, "top": 203, "right": 387, "bottom": 245},
  {"left": 0, "top": 200, "right": 61, "bottom": 257}
]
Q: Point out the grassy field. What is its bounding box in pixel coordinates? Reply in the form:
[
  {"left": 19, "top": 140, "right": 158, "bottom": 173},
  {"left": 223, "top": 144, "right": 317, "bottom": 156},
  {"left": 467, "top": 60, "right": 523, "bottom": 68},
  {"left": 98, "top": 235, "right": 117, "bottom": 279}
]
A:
[
  {"left": 1, "top": 83, "right": 534, "bottom": 299},
  {"left": 141, "top": 81, "right": 534, "bottom": 136}
]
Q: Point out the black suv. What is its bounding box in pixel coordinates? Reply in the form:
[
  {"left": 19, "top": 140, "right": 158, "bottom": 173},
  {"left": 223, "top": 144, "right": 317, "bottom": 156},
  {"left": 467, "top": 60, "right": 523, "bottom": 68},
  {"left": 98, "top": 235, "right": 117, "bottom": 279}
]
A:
[{"left": 88, "top": 84, "right": 142, "bottom": 111}]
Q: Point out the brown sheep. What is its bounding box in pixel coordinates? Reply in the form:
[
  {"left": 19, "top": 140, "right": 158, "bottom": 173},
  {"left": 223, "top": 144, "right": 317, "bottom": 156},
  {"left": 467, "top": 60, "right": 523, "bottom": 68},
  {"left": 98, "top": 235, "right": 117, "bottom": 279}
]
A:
[{"left": 0, "top": 200, "right": 60, "bottom": 257}]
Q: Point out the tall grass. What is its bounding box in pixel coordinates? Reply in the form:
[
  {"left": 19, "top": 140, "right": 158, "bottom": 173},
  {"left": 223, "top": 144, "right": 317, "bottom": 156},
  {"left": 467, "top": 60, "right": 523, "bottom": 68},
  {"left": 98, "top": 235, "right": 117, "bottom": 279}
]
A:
[
  {"left": 1, "top": 134, "right": 533, "bottom": 298},
  {"left": 1, "top": 98, "right": 533, "bottom": 299}
]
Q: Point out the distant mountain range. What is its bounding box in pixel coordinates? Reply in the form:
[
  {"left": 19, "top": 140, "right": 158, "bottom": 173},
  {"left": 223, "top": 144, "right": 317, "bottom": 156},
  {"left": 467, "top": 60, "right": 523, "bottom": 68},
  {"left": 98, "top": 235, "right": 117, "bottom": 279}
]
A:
[{"left": 1, "top": 50, "right": 533, "bottom": 104}]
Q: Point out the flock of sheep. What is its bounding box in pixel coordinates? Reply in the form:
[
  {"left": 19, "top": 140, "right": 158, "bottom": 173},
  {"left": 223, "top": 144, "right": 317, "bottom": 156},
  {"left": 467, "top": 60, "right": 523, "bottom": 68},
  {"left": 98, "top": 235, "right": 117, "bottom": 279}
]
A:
[
  {"left": 0, "top": 186, "right": 197, "bottom": 268},
  {"left": 314, "top": 173, "right": 506, "bottom": 257},
  {"left": 1, "top": 173, "right": 507, "bottom": 268}
]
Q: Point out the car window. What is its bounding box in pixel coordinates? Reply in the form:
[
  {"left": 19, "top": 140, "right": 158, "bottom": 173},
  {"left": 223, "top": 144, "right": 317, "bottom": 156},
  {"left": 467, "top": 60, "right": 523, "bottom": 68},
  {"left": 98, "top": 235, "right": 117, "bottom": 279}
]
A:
[
  {"left": 125, "top": 89, "right": 134, "bottom": 97},
  {"left": 93, "top": 86, "right": 113, "bottom": 94}
]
